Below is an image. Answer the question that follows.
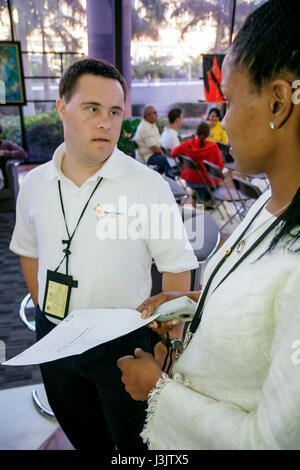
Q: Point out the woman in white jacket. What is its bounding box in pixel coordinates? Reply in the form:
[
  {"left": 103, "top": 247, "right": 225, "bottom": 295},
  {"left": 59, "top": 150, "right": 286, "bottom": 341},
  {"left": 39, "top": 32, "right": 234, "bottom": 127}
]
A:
[{"left": 117, "top": 0, "right": 300, "bottom": 450}]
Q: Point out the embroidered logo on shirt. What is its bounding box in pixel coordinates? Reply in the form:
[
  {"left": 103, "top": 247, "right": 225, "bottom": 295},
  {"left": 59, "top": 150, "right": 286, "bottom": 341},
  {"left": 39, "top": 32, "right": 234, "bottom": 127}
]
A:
[{"left": 93, "top": 203, "right": 124, "bottom": 220}]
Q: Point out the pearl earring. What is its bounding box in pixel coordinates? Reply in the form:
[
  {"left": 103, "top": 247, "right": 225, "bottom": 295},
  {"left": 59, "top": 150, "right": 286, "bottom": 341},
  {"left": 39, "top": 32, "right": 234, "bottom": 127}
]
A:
[{"left": 270, "top": 122, "right": 276, "bottom": 130}]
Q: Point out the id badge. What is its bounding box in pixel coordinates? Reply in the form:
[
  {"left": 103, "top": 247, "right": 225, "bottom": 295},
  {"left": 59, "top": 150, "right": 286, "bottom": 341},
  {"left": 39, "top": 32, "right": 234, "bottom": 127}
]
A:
[{"left": 42, "top": 270, "right": 78, "bottom": 321}]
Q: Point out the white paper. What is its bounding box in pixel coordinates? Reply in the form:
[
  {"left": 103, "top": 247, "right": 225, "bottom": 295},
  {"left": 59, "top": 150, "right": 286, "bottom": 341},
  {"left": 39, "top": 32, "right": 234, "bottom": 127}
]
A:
[{"left": 2, "top": 308, "right": 161, "bottom": 366}]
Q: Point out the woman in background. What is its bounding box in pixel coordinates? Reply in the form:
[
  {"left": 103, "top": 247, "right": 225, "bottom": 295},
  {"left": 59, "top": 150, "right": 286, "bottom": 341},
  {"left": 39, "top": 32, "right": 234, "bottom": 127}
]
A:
[
  {"left": 207, "top": 107, "right": 229, "bottom": 144},
  {"left": 170, "top": 121, "right": 224, "bottom": 202},
  {"left": 117, "top": 0, "right": 300, "bottom": 450}
]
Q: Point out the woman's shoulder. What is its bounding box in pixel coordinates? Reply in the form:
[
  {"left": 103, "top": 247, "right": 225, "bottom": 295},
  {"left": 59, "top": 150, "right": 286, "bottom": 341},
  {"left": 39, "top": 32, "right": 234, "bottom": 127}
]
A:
[
  {"left": 205, "top": 140, "right": 219, "bottom": 150},
  {"left": 178, "top": 138, "right": 195, "bottom": 149}
]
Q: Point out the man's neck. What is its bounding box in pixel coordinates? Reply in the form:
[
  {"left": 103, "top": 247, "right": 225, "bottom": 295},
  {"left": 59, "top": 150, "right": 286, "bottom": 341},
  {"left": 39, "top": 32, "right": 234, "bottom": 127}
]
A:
[
  {"left": 61, "top": 155, "right": 106, "bottom": 187},
  {"left": 169, "top": 123, "right": 178, "bottom": 131},
  {"left": 144, "top": 119, "right": 154, "bottom": 125}
]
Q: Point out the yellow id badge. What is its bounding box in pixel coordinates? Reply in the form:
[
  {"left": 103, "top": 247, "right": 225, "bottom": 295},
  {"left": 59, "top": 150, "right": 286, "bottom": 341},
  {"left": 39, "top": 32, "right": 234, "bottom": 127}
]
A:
[{"left": 42, "top": 270, "right": 78, "bottom": 320}]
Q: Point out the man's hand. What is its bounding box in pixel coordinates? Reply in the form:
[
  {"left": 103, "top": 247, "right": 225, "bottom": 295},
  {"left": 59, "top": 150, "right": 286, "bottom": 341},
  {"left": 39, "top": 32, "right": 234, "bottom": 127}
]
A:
[
  {"left": 117, "top": 348, "right": 163, "bottom": 401},
  {"left": 150, "top": 145, "right": 163, "bottom": 155}
]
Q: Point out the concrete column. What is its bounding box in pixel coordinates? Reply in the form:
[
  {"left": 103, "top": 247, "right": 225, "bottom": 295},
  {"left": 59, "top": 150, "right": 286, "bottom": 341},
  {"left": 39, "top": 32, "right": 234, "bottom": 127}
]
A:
[
  {"left": 116, "top": 0, "right": 132, "bottom": 117},
  {"left": 86, "top": 0, "right": 115, "bottom": 64},
  {"left": 86, "top": 0, "right": 132, "bottom": 117}
]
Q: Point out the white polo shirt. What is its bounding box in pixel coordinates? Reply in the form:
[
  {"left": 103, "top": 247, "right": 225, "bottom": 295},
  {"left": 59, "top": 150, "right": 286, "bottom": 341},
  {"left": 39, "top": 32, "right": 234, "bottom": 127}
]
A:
[
  {"left": 134, "top": 119, "right": 161, "bottom": 163},
  {"left": 160, "top": 128, "right": 180, "bottom": 151},
  {"left": 10, "top": 143, "right": 198, "bottom": 322}
]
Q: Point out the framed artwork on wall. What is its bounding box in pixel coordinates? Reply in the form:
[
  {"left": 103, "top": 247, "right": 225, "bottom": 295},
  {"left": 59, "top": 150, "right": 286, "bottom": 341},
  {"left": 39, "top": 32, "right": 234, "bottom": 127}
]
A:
[{"left": 0, "top": 41, "right": 26, "bottom": 105}]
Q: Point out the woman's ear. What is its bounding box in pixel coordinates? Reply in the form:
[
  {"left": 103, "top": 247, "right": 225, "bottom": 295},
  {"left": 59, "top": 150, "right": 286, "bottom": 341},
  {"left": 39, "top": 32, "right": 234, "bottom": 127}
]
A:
[{"left": 269, "top": 79, "right": 294, "bottom": 128}]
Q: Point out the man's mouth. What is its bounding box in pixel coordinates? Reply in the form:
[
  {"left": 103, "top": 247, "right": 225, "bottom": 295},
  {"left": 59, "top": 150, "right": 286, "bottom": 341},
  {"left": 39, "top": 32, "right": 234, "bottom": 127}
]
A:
[{"left": 92, "top": 138, "right": 110, "bottom": 143}]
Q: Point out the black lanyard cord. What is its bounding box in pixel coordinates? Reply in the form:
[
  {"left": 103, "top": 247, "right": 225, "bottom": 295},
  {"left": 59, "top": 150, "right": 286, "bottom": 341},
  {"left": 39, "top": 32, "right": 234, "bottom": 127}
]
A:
[
  {"left": 189, "top": 198, "right": 287, "bottom": 336},
  {"left": 56, "top": 177, "right": 103, "bottom": 274}
]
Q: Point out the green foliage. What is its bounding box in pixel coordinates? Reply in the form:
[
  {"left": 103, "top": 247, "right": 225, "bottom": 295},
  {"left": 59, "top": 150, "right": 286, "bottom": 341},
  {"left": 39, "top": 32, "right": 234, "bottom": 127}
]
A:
[
  {"left": 2, "top": 116, "right": 23, "bottom": 146},
  {"left": 117, "top": 118, "right": 141, "bottom": 157},
  {"left": 4, "top": 109, "right": 63, "bottom": 162},
  {"left": 25, "top": 109, "right": 64, "bottom": 161}
]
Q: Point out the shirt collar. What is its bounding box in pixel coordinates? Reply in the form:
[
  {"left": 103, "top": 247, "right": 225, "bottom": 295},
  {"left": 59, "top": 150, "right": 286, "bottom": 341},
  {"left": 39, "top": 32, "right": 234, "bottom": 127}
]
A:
[
  {"left": 45, "top": 142, "right": 126, "bottom": 182},
  {"left": 142, "top": 119, "right": 156, "bottom": 128}
]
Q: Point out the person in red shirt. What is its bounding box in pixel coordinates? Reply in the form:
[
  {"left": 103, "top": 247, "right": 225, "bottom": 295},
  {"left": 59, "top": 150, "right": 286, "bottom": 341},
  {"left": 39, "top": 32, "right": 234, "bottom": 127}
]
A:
[{"left": 170, "top": 121, "right": 224, "bottom": 202}]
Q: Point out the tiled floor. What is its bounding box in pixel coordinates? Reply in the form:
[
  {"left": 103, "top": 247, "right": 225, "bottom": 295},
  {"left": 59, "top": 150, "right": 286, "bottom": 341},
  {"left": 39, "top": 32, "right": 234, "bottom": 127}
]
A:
[
  {"left": 0, "top": 383, "right": 59, "bottom": 450},
  {"left": 0, "top": 213, "right": 42, "bottom": 389}
]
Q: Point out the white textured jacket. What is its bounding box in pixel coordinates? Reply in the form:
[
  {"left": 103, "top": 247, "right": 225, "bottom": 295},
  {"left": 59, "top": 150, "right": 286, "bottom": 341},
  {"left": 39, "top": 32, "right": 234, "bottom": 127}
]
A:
[{"left": 142, "top": 190, "right": 300, "bottom": 450}]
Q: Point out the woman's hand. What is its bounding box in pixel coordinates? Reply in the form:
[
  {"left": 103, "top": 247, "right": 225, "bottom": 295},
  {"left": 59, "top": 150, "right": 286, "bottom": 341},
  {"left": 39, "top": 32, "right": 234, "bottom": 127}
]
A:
[
  {"left": 137, "top": 292, "right": 181, "bottom": 335},
  {"left": 117, "top": 348, "right": 163, "bottom": 401},
  {"left": 137, "top": 291, "right": 201, "bottom": 336}
]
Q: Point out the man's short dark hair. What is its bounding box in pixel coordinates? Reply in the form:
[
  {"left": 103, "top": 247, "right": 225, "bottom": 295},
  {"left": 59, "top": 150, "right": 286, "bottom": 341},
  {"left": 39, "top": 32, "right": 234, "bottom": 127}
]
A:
[
  {"left": 168, "top": 108, "right": 182, "bottom": 124},
  {"left": 59, "top": 58, "right": 128, "bottom": 103}
]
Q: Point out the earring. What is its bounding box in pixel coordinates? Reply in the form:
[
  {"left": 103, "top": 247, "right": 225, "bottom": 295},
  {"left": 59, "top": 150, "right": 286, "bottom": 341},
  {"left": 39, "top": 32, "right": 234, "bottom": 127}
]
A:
[{"left": 270, "top": 122, "right": 276, "bottom": 129}]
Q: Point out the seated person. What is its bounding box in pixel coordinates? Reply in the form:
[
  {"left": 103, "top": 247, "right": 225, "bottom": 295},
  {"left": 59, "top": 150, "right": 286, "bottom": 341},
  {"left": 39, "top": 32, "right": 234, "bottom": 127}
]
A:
[
  {"left": 0, "top": 123, "right": 27, "bottom": 188},
  {"left": 133, "top": 106, "right": 171, "bottom": 175},
  {"left": 170, "top": 121, "right": 224, "bottom": 202},
  {"left": 160, "top": 108, "right": 183, "bottom": 151},
  {"left": 206, "top": 107, "right": 229, "bottom": 144}
]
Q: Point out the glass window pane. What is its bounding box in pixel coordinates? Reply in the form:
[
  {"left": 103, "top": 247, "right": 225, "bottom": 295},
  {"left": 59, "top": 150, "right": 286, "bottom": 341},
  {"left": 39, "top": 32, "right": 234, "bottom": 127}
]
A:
[
  {"left": 11, "top": 0, "right": 87, "bottom": 54},
  {"left": 23, "top": 53, "right": 62, "bottom": 78},
  {"left": 0, "top": 1, "right": 13, "bottom": 41},
  {"left": 24, "top": 77, "right": 59, "bottom": 103},
  {"left": 131, "top": 0, "right": 234, "bottom": 117},
  {"left": 233, "top": 0, "right": 268, "bottom": 39}
]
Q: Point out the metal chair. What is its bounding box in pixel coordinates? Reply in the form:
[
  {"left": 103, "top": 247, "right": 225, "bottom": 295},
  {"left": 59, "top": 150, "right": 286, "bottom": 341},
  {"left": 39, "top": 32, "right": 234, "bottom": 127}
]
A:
[
  {"left": 203, "top": 159, "right": 251, "bottom": 228},
  {"left": 182, "top": 208, "right": 220, "bottom": 289},
  {"left": 243, "top": 172, "right": 270, "bottom": 191},
  {"left": 175, "top": 154, "right": 241, "bottom": 229},
  {"left": 232, "top": 176, "right": 262, "bottom": 200},
  {"left": 216, "top": 142, "right": 235, "bottom": 171},
  {"left": 19, "top": 294, "right": 55, "bottom": 419},
  {"left": 163, "top": 175, "right": 188, "bottom": 205},
  {"left": 231, "top": 176, "right": 262, "bottom": 216},
  {"left": 163, "top": 148, "right": 182, "bottom": 178},
  {"left": 151, "top": 208, "right": 220, "bottom": 293},
  {"left": 174, "top": 154, "right": 218, "bottom": 209}
]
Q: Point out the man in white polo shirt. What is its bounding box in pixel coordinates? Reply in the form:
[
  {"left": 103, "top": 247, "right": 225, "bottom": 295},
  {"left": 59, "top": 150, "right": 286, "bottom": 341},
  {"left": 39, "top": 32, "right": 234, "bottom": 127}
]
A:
[
  {"left": 134, "top": 106, "right": 171, "bottom": 175},
  {"left": 160, "top": 108, "right": 183, "bottom": 151},
  {"left": 10, "top": 59, "right": 198, "bottom": 451}
]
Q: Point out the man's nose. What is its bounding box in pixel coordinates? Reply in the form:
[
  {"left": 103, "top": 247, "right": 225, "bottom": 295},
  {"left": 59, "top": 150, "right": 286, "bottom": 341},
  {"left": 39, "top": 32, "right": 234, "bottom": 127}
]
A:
[{"left": 96, "top": 112, "right": 112, "bottom": 129}]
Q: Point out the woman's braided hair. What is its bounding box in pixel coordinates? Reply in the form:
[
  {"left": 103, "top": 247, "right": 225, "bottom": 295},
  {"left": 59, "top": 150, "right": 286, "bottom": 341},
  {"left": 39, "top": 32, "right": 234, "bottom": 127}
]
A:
[
  {"left": 196, "top": 121, "right": 210, "bottom": 148},
  {"left": 231, "top": 0, "right": 300, "bottom": 254}
]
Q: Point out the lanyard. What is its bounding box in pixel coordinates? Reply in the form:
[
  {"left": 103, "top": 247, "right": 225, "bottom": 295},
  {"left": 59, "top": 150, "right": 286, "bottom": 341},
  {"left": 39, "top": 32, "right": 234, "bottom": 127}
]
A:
[
  {"left": 55, "top": 177, "right": 103, "bottom": 274},
  {"left": 184, "top": 197, "right": 287, "bottom": 349}
]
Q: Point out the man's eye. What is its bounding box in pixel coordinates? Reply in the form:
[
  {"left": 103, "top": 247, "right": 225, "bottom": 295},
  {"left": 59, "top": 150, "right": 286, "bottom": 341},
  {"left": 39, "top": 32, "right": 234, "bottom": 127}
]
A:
[
  {"left": 110, "top": 110, "right": 120, "bottom": 117},
  {"left": 88, "top": 107, "right": 97, "bottom": 113}
]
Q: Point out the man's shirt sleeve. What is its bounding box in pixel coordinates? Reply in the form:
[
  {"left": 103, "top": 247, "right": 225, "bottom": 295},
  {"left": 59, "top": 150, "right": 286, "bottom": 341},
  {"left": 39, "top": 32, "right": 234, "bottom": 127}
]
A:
[{"left": 10, "top": 177, "right": 38, "bottom": 258}]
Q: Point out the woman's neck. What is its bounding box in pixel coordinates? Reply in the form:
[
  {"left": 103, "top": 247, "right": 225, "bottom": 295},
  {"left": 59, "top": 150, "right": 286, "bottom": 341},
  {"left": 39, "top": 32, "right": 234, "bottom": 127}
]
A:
[{"left": 267, "top": 165, "right": 300, "bottom": 214}]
